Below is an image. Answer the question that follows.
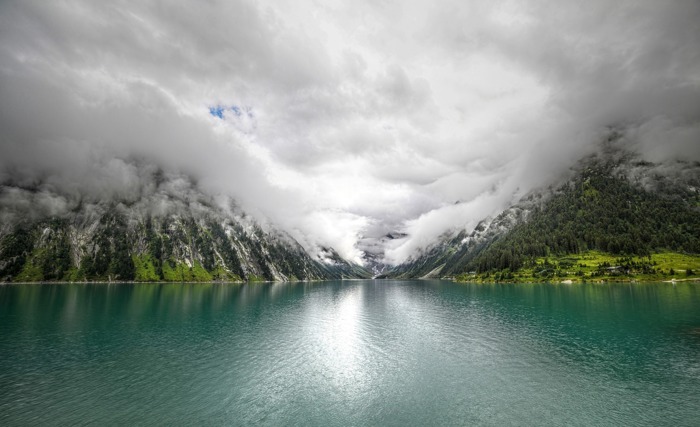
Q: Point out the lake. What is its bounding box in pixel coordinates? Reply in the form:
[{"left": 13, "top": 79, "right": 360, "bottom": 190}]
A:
[{"left": 1, "top": 280, "right": 699, "bottom": 426}]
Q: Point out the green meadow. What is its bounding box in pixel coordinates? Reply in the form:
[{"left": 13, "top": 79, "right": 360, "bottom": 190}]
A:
[{"left": 456, "top": 250, "right": 700, "bottom": 283}]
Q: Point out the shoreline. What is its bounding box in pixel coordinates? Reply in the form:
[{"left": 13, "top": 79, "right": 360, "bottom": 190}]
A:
[
  {"left": 454, "top": 277, "right": 700, "bottom": 284},
  {"left": 3, "top": 277, "right": 700, "bottom": 285},
  {"left": 0, "top": 278, "right": 372, "bottom": 285}
]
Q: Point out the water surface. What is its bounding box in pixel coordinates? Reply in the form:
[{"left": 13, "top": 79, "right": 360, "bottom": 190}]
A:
[{"left": 1, "top": 280, "right": 699, "bottom": 425}]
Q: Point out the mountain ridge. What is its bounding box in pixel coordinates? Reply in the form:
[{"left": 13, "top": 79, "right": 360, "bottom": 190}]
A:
[
  {"left": 2, "top": 147, "right": 699, "bottom": 283},
  {"left": 384, "top": 147, "right": 700, "bottom": 281},
  {"left": 0, "top": 168, "right": 371, "bottom": 283}
]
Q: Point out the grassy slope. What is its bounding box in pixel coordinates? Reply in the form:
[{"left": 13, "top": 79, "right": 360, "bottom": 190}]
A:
[{"left": 456, "top": 250, "right": 700, "bottom": 283}]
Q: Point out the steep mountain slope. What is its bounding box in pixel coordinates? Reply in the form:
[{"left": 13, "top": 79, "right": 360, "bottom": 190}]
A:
[
  {"left": 383, "top": 203, "right": 532, "bottom": 279},
  {"left": 386, "top": 148, "right": 700, "bottom": 279},
  {"left": 0, "top": 172, "right": 370, "bottom": 282}
]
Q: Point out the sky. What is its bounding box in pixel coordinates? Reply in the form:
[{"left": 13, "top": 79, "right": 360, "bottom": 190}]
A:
[{"left": 1, "top": 0, "right": 699, "bottom": 265}]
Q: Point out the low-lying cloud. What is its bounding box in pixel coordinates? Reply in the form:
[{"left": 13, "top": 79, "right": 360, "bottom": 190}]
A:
[{"left": 1, "top": 0, "right": 698, "bottom": 265}]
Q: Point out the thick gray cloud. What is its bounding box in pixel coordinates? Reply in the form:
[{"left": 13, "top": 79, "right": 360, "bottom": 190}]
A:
[{"left": 1, "top": 0, "right": 698, "bottom": 264}]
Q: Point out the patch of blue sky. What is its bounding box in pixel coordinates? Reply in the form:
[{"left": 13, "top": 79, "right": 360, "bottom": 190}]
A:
[
  {"left": 209, "top": 105, "right": 225, "bottom": 119},
  {"left": 209, "top": 104, "right": 250, "bottom": 119}
]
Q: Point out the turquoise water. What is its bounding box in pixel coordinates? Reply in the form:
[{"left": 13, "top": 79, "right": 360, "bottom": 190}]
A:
[{"left": 1, "top": 280, "right": 699, "bottom": 426}]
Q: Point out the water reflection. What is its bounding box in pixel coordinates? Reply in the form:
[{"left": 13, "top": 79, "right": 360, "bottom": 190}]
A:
[
  {"left": 315, "top": 285, "right": 365, "bottom": 395},
  {"left": 1, "top": 281, "right": 699, "bottom": 426},
  {"left": 3, "top": 281, "right": 699, "bottom": 341}
]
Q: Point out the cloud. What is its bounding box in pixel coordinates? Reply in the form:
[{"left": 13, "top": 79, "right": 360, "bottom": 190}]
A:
[{"left": 1, "top": 0, "right": 698, "bottom": 264}]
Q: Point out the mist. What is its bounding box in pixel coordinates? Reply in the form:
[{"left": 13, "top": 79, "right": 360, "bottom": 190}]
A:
[{"left": 1, "top": 0, "right": 699, "bottom": 265}]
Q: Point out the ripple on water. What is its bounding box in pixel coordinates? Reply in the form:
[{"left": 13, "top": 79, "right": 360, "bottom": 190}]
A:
[{"left": 1, "top": 281, "right": 700, "bottom": 426}]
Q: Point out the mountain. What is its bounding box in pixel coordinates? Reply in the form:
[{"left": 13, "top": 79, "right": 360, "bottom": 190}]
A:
[
  {"left": 3, "top": 144, "right": 698, "bottom": 284},
  {"left": 381, "top": 205, "right": 530, "bottom": 279},
  {"left": 386, "top": 146, "right": 700, "bottom": 281},
  {"left": 358, "top": 232, "right": 407, "bottom": 277},
  {"left": 0, "top": 170, "right": 370, "bottom": 283}
]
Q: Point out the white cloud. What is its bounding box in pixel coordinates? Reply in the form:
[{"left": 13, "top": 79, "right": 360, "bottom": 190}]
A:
[{"left": 1, "top": 0, "right": 698, "bottom": 264}]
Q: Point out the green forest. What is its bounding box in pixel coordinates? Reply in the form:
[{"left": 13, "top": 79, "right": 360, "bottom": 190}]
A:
[{"left": 456, "top": 159, "right": 700, "bottom": 281}]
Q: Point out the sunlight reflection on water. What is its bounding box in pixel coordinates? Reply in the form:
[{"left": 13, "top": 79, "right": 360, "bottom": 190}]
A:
[{"left": 1, "top": 280, "right": 699, "bottom": 426}]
